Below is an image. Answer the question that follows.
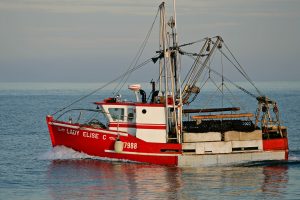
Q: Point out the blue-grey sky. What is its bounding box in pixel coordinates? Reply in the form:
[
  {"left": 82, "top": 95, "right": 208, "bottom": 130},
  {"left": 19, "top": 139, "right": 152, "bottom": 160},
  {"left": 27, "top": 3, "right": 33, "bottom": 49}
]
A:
[{"left": 0, "top": 0, "right": 299, "bottom": 82}]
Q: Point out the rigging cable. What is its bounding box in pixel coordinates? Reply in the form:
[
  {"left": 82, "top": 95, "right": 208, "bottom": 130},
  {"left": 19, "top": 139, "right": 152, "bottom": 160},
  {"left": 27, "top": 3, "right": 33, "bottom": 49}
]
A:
[
  {"left": 113, "top": 7, "right": 160, "bottom": 94},
  {"left": 52, "top": 7, "right": 161, "bottom": 116},
  {"left": 51, "top": 58, "right": 154, "bottom": 116},
  {"left": 183, "top": 51, "right": 258, "bottom": 99},
  {"left": 178, "top": 38, "right": 208, "bottom": 48},
  {"left": 210, "top": 68, "right": 258, "bottom": 99},
  {"left": 220, "top": 42, "right": 263, "bottom": 96},
  {"left": 181, "top": 39, "right": 209, "bottom": 88},
  {"left": 223, "top": 83, "right": 249, "bottom": 113},
  {"left": 221, "top": 48, "right": 224, "bottom": 110},
  {"left": 181, "top": 37, "right": 263, "bottom": 99}
]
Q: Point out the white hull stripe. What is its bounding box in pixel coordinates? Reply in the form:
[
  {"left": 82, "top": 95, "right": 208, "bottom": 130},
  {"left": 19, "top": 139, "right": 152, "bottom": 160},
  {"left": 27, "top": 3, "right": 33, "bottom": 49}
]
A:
[
  {"left": 50, "top": 122, "right": 79, "bottom": 129},
  {"left": 49, "top": 122, "right": 128, "bottom": 137},
  {"left": 105, "top": 150, "right": 180, "bottom": 157},
  {"left": 110, "top": 122, "right": 166, "bottom": 126}
]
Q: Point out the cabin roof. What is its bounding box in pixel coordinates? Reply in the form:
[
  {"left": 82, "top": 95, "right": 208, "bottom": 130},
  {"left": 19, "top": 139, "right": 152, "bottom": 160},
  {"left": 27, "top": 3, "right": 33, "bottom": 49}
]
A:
[{"left": 94, "top": 99, "right": 165, "bottom": 107}]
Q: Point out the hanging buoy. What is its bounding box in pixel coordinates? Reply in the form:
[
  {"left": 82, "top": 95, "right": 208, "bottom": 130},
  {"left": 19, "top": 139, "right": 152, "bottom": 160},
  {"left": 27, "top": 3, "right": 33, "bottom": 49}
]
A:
[{"left": 114, "top": 139, "right": 124, "bottom": 153}]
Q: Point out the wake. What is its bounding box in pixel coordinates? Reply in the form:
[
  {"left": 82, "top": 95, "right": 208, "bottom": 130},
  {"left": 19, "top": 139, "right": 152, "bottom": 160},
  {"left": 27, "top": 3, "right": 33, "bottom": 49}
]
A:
[
  {"left": 39, "top": 146, "right": 96, "bottom": 160},
  {"left": 39, "top": 146, "right": 139, "bottom": 163}
]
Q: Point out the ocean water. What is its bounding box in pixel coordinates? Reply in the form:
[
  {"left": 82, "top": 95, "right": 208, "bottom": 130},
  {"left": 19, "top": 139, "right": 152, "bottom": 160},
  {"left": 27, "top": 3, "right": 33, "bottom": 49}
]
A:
[{"left": 0, "top": 82, "right": 300, "bottom": 200}]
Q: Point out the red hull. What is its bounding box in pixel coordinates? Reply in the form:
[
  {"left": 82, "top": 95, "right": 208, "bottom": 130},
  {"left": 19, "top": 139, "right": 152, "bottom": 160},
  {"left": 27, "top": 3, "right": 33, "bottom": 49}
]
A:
[
  {"left": 263, "top": 138, "right": 289, "bottom": 160},
  {"left": 46, "top": 116, "right": 181, "bottom": 165},
  {"left": 47, "top": 115, "right": 289, "bottom": 165}
]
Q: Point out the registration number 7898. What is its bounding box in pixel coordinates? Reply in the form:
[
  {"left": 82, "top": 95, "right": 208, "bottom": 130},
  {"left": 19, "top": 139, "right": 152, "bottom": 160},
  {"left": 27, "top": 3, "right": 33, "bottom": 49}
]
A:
[{"left": 123, "top": 142, "right": 138, "bottom": 149}]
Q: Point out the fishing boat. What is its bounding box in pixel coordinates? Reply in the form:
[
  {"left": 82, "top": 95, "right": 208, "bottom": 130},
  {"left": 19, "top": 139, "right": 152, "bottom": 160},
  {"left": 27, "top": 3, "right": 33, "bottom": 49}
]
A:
[{"left": 46, "top": 1, "right": 288, "bottom": 167}]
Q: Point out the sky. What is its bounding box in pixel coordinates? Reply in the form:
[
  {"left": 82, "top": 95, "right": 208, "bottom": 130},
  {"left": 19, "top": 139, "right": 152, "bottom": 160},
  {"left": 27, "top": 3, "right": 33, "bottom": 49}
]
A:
[{"left": 0, "top": 0, "right": 300, "bottom": 82}]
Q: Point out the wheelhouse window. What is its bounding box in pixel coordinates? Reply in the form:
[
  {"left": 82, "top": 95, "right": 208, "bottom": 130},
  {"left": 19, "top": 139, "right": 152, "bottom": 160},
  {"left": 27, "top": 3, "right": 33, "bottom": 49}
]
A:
[
  {"left": 128, "top": 108, "right": 135, "bottom": 121},
  {"left": 108, "top": 108, "right": 125, "bottom": 121}
]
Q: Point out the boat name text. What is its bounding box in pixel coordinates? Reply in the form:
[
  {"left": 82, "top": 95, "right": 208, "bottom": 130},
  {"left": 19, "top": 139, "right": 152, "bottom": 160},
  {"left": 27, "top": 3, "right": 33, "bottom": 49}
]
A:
[
  {"left": 64, "top": 128, "right": 109, "bottom": 140},
  {"left": 83, "top": 131, "right": 99, "bottom": 139},
  {"left": 67, "top": 129, "right": 79, "bottom": 136}
]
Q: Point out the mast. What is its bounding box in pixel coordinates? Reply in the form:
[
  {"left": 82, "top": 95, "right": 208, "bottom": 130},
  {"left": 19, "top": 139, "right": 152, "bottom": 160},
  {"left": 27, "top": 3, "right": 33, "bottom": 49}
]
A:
[
  {"left": 171, "top": 0, "right": 182, "bottom": 143},
  {"left": 158, "top": 1, "right": 182, "bottom": 143},
  {"left": 172, "top": 0, "right": 179, "bottom": 93},
  {"left": 158, "top": 2, "right": 169, "bottom": 138}
]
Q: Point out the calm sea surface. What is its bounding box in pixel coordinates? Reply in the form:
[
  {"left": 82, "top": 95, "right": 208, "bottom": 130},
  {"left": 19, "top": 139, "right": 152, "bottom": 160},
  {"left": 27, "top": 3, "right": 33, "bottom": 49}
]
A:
[{"left": 0, "top": 82, "right": 300, "bottom": 200}]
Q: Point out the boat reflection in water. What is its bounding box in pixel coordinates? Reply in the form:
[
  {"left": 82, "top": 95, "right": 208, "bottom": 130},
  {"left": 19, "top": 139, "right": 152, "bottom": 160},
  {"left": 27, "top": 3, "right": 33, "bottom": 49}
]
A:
[
  {"left": 47, "top": 159, "right": 289, "bottom": 199},
  {"left": 47, "top": 159, "right": 183, "bottom": 199},
  {"left": 262, "top": 165, "right": 289, "bottom": 196}
]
